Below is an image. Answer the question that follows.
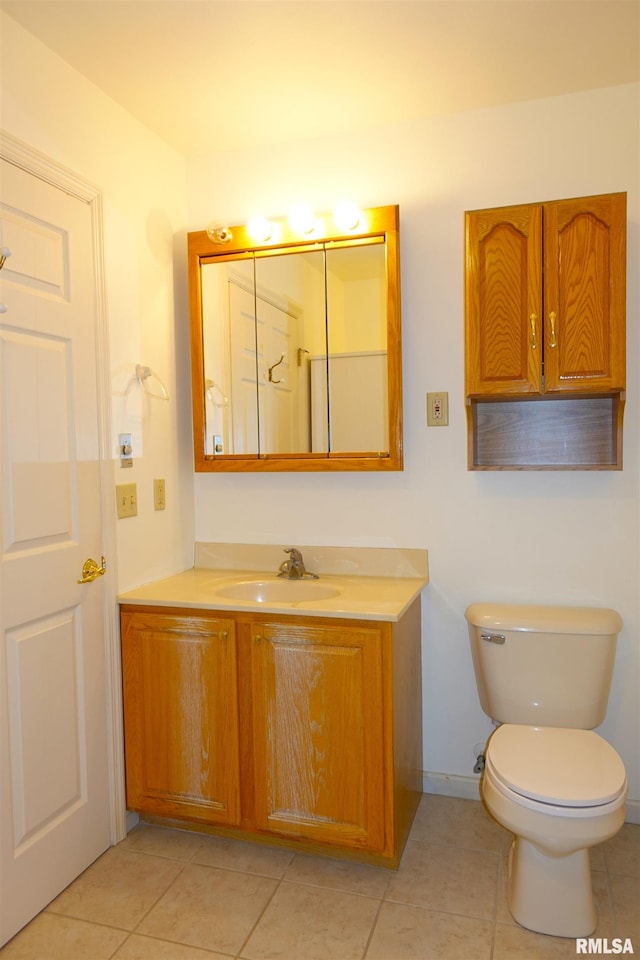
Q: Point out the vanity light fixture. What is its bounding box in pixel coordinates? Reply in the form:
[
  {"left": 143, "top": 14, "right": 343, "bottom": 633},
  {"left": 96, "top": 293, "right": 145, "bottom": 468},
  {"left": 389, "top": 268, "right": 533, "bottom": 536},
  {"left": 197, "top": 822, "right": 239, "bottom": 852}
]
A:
[
  {"left": 241, "top": 201, "right": 364, "bottom": 244},
  {"left": 333, "top": 200, "right": 362, "bottom": 232},
  {"left": 206, "top": 222, "right": 233, "bottom": 244}
]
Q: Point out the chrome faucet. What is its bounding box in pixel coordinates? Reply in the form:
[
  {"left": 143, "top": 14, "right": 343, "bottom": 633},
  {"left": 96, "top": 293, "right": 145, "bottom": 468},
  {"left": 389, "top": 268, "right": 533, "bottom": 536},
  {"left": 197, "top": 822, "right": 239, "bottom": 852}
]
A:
[{"left": 277, "top": 548, "right": 319, "bottom": 580}]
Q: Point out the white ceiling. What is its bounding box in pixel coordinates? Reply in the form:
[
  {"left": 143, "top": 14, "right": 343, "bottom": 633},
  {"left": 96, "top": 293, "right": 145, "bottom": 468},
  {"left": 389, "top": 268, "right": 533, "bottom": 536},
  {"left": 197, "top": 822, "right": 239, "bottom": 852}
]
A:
[{"left": 2, "top": 0, "right": 639, "bottom": 158}]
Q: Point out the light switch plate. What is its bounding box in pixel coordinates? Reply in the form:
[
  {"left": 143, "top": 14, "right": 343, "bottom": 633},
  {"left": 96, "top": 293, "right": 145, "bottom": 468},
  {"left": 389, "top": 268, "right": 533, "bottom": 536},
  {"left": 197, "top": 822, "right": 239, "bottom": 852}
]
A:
[{"left": 116, "top": 483, "right": 137, "bottom": 518}]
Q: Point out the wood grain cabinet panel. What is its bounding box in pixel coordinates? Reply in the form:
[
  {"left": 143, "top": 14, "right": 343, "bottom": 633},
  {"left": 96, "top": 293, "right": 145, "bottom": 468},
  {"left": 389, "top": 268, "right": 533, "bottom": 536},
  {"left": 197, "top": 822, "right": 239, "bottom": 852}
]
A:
[
  {"left": 465, "top": 192, "right": 626, "bottom": 469},
  {"left": 543, "top": 195, "right": 626, "bottom": 393},
  {"left": 466, "top": 203, "right": 542, "bottom": 396},
  {"left": 249, "top": 620, "right": 386, "bottom": 853},
  {"left": 121, "top": 609, "right": 241, "bottom": 825}
]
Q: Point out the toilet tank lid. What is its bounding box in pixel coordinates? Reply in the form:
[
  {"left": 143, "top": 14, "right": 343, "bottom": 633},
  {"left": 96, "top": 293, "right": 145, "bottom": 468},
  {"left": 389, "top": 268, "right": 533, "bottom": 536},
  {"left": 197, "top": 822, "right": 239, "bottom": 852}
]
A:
[{"left": 465, "top": 603, "right": 623, "bottom": 635}]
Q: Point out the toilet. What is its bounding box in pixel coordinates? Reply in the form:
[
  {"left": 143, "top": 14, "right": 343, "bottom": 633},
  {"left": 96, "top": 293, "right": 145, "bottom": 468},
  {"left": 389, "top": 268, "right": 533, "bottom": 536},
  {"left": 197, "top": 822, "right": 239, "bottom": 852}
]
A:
[{"left": 465, "top": 603, "right": 627, "bottom": 939}]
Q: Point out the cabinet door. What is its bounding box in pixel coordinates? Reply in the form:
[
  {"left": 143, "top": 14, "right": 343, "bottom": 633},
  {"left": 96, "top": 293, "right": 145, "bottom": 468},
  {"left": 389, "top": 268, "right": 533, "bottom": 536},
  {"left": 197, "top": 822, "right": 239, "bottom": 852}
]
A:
[
  {"left": 543, "top": 194, "right": 626, "bottom": 393},
  {"left": 250, "top": 620, "right": 386, "bottom": 853},
  {"left": 465, "top": 204, "right": 543, "bottom": 396},
  {"left": 121, "top": 610, "right": 240, "bottom": 825}
]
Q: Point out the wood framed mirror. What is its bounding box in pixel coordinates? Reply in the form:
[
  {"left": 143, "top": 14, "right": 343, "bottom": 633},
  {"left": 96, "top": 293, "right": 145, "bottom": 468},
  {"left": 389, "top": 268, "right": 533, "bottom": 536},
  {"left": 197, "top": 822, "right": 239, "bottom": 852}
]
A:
[{"left": 188, "top": 204, "right": 402, "bottom": 471}]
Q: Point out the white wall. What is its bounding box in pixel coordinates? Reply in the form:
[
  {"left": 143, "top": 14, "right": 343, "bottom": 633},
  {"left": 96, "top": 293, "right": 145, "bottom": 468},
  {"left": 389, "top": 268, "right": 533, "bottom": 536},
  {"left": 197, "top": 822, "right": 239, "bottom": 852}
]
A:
[
  {"left": 187, "top": 83, "right": 640, "bottom": 813},
  {"left": 0, "top": 12, "right": 195, "bottom": 590}
]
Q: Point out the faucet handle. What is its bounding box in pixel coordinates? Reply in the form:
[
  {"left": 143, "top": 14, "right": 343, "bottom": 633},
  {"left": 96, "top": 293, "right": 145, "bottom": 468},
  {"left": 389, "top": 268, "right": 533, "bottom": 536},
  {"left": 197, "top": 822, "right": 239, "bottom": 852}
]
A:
[{"left": 284, "top": 547, "right": 303, "bottom": 562}]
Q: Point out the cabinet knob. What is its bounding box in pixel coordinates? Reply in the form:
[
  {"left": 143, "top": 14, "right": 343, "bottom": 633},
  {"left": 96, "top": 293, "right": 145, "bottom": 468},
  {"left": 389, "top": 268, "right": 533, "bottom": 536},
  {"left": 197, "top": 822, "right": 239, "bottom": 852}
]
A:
[
  {"left": 548, "top": 311, "right": 557, "bottom": 348},
  {"left": 253, "top": 634, "right": 262, "bottom": 644},
  {"left": 529, "top": 313, "right": 537, "bottom": 349}
]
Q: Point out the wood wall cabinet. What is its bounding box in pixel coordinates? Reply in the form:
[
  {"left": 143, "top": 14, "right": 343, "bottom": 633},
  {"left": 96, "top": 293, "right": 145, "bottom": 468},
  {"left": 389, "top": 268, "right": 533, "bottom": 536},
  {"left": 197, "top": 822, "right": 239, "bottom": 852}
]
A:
[
  {"left": 465, "top": 193, "right": 626, "bottom": 469},
  {"left": 120, "top": 601, "right": 422, "bottom": 867}
]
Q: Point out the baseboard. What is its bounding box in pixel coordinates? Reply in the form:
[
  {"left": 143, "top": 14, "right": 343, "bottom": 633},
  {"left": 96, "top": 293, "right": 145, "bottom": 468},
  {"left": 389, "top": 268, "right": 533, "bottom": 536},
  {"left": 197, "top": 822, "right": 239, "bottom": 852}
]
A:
[
  {"left": 422, "top": 771, "right": 482, "bottom": 802},
  {"left": 623, "top": 797, "right": 640, "bottom": 825},
  {"left": 422, "top": 772, "right": 640, "bottom": 825},
  {"left": 125, "top": 810, "right": 140, "bottom": 833}
]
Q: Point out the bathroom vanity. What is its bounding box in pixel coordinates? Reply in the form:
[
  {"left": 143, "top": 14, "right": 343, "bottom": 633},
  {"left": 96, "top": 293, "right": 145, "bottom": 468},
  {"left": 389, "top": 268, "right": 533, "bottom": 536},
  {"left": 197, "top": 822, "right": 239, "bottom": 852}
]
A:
[{"left": 118, "top": 548, "right": 427, "bottom": 867}]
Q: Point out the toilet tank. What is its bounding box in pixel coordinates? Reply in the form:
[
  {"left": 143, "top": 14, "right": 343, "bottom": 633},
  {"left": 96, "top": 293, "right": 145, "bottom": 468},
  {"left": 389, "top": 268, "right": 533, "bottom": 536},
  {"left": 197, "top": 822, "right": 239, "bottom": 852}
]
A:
[{"left": 465, "top": 603, "right": 622, "bottom": 728}]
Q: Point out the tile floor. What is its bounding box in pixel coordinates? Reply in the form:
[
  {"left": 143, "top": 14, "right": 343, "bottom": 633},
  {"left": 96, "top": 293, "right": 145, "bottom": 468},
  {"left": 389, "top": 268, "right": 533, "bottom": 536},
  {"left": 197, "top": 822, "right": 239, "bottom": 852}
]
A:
[{"left": 1, "top": 794, "right": 638, "bottom": 960}]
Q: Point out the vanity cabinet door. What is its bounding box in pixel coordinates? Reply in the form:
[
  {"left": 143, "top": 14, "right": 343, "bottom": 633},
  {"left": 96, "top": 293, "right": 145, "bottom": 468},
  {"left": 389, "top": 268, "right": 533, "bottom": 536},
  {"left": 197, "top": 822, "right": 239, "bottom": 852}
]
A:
[
  {"left": 121, "top": 609, "right": 240, "bottom": 826},
  {"left": 249, "top": 619, "right": 387, "bottom": 854}
]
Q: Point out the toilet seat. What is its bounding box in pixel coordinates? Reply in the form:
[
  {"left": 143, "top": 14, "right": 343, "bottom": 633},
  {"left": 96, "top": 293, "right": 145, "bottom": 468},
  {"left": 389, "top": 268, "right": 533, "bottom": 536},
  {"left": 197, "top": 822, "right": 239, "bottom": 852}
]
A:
[{"left": 486, "top": 725, "right": 627, "bottom": 808}]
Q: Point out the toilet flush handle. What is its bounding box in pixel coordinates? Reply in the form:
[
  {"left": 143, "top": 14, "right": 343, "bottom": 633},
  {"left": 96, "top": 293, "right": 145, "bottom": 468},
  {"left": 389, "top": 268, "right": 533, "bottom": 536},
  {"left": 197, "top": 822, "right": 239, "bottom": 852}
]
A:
[{"left": 481, "top": 633, "right": 505, "bottom": 645}]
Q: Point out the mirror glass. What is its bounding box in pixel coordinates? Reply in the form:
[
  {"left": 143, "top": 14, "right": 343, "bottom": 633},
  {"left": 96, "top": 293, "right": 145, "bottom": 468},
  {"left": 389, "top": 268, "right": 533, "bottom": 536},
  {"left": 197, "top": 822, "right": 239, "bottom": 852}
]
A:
[{"left": 188, "top": 205, "right": 402, "bottom": 471}]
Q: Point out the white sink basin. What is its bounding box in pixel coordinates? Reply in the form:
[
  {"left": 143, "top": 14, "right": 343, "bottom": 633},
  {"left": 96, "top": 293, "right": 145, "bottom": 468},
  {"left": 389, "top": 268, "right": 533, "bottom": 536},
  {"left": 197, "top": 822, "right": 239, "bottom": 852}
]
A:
[{"left": 216, "top": 579, "right": 340, "bottom": 603}]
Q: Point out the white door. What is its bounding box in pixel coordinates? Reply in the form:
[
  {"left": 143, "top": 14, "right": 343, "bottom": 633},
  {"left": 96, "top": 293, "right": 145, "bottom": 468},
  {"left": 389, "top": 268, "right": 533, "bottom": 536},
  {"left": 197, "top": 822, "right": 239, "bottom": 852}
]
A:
[
  {"left": 229, "top": 281, "right": 260, "bottom": 454},
  {"left": 0, "top": 158, "right": 111, "bottom": 945},
  {"left": 256, "top": 297, "right": 299, "bottom": 455}
]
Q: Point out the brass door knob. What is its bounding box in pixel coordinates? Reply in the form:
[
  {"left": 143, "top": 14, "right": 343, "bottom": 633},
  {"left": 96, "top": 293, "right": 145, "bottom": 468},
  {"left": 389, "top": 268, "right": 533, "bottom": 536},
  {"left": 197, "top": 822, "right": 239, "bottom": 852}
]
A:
[{"left": 78, "top": 556, "right": 107, "bottom": 584}]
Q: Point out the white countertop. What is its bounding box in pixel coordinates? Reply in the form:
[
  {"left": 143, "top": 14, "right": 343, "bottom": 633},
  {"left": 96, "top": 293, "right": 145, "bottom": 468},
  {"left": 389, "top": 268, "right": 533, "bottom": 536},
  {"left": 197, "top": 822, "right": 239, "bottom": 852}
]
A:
[{"left": 118, "top": 567, "right": 427, "bottom": 622}]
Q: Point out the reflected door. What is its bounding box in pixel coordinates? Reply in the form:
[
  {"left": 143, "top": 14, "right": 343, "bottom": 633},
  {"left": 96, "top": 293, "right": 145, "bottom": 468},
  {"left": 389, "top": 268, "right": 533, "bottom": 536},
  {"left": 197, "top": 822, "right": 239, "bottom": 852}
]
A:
[
  {"left": 0, "top": 159, "right": 111, "bottom": 944},
  {"left": 256, "top": 297, "right": 299, "bottom": 455},
  {"left": 228, "top": 281, "right": 259, "bottom": 454},
  {"left": 228, "top": 279, "right": 301, "bottom": 456}
]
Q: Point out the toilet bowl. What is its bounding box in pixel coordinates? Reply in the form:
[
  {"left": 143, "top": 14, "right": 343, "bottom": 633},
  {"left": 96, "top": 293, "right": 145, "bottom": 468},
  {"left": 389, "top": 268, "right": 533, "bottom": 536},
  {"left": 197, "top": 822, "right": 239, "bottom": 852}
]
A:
[{"left": 482, "top": 724, "right": 627, "bottom": 938}]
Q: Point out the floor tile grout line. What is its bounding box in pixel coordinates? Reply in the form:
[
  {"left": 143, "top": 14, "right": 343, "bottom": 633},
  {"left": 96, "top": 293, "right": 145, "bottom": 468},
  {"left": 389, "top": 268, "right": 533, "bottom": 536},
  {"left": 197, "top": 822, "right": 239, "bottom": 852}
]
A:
[
  {"left": 381, "top": 892, "right": 502, "bottom": 926},
  {"left": 488, "top": 848, "right": 502, "bottom": 960},
  {"left": 128, "top": 853, "right": 192, "bottom": 937},
  {"left": 235, "top": 865, "right": 285, "bottom": 960},
  {"left": 361, "top": 895, "right": 387, "bottom": 960},
  {"left": 602, "top": 846, "right": 617, "bottom": 931}
]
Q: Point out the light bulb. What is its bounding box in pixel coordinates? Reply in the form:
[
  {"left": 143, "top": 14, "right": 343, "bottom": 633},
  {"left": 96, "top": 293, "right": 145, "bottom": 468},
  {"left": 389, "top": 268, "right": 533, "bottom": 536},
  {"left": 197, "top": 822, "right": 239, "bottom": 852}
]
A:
[
  {"left": 289, "top": 204, "right": 316, "bottom": 236},
  {"left": 248, "top": 215, "right": 274, "bottom": 243},
  {"left": 333, "top": 199, "right": 361, "bottom": 232},
  {"left": 206, "top": 221, "right": 232, "bottom": 244}
]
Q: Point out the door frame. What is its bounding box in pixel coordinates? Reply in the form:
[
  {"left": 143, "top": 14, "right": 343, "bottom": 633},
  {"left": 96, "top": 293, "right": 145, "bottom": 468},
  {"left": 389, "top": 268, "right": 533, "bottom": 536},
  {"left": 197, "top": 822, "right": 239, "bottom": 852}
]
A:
[{"left": 0, "top": 129, "right": 126, "bottom": 845}]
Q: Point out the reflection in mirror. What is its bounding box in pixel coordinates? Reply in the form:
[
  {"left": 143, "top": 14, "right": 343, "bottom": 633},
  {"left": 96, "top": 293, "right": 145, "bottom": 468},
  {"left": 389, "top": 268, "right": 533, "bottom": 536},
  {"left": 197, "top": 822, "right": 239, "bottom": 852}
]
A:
[
  {"left": 324, "top": 243, "right": 387, "bottom": 453},
  {"left": 188, "top": 205, "right": 402, "bottom": 472},
  {"left": 254, "top": 249, "right": 326, "bottom": 456}
]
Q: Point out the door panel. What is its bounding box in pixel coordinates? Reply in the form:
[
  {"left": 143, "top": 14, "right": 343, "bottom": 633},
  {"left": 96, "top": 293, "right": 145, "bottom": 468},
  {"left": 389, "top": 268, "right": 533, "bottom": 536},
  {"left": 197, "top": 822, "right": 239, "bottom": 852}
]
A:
[
  {"left": 465, "top": 204, "right": 542, "bottom": 396},
  {"left": 2, "top": 330, "right": 74, "bottom": 547},
  {"left": 6, "top": 611, "right": 85, "bottom": 846},
  {"left": 251, "top": 621, "right": 385, "bottom": 852},
  {"left": 543, "top": 194, "right": 626, "bottom": 392},
  {"left": 229, "top": 281, "right": 259, "bottom": 455},
  {"left": 121, "top": 611, "right": 241, "bottom": 825},
  {"left": 0, "top": 159, "right": 110, "bottom": 945},
  {"left": 257, "top": 298, "right": 298, "bottom": 455}
]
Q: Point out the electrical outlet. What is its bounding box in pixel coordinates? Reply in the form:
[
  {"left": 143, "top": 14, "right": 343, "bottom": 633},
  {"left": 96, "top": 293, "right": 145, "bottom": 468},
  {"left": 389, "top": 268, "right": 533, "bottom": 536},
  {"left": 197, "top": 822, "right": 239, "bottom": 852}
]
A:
[
  {"left": 427, "top": 392, "right": 449, "bottom": 426},
  {"left": 116, "top": 483, "right": 137, "bottom": 519},
  {"left": 153, "top": 478, "right": 166, "bottom": 511}
]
